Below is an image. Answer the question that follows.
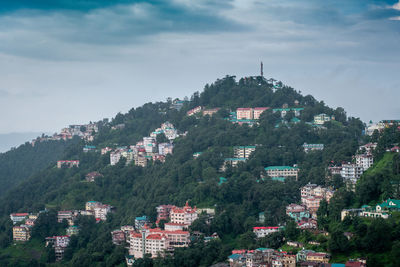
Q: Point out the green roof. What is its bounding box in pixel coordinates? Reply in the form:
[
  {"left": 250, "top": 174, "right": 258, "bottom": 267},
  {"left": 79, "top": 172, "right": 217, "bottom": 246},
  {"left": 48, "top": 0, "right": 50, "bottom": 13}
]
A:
[
  {"left": 218, "top": 177, "right": 227, "bottom": 185},
  {"left": 378, "top": 199, "right": 400, "bottom": 209},
  {"left": 272, "top": 177, "right": 285, "bottom": 182},
  {"left": 265, "top": 166, "right": 299, "bottom": 171},
  {"left": 234, "top": 146, "right": 256, "bottom": 149},
  {"left": 225, "top": 158, "right": 247, "bottom": 161}
]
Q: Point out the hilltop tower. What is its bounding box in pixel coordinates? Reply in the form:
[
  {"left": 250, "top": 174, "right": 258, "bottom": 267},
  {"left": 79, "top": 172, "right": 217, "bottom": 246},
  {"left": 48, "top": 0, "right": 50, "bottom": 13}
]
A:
[{"left": 260, "top": 61, "right": 264, "bottom": 77}]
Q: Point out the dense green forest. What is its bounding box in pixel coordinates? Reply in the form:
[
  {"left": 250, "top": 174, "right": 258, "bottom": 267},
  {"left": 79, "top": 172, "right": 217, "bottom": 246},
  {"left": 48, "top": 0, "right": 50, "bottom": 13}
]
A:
[
  {"left": 1, "top": 75, "right": 396, "bottom": 266},
  {"left": 0, "top": 138, "right": 79, "bottom": 197}
]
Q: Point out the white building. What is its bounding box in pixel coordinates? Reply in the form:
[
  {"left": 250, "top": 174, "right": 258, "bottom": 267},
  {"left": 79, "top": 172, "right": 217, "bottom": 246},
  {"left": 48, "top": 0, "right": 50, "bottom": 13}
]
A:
[
  {"left": 313, "top": 114, "right": 334, "bottom": 125},
  {"left": 340, "top": 163, "right": 364, "bottom": 184},
  {"left": 253, "top": 227, "right": 282, "bottom": 238},
  {"left": 170, "top": 202, "right": 198, "bottom": 226},
  {"left": 355, "top": 154, "right": 373, "bottom": 170}
]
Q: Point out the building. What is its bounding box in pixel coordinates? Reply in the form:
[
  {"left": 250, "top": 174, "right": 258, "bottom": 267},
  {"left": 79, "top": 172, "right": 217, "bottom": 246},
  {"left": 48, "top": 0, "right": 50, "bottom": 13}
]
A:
[
  {"left": 83, "top": 145, "right": 96, "bottom": 152},
  {"left": 10, "top": 213, "right": 29, "bottom": 224},
  {"left": 313, "top": 114, "right": 334, "bottom": 125},
  {"left": 135, "top": 155, "right": 148, "bottom": 167},
  {"left": 236, "top": 108, "right": 253, "bottom": 120},
  {"left": 233, "top": 146, "right": 256, "bottom": 159},
  {"left": 111, "top": 230, "right": 126, "bottom": 245},
  {"left": 265, "top": 166, "right": 299, "bottom": 181},
  {"left": 164, "top": 222, "right": 186, "bottom": 231},
  {"left": 273, "top": 107, "right": 304, "bottom": 118},
  {"left": 355, "top": 154, "right": 373, "bottom": 170},
  {"left": 158, "top": 143, "right": 174, "bottom": 155},
  {"left": 253, "top": 107, "right": 269, "bottom": 119},
  {"left": 66, "top": 225, "right": 80, "bottom": 236},
  {"left": 46, "top": 236, "right": 71, "bottom": 261},
  {"left": 101, "top": 147, "right": 113, "bottom": 155},
  {"left": 202, "top": 108, "right": 220, "bottom": 116},
  {"left": 57, "top": 160, "right": 79, "bottom": 168},
  {"left": 57, "top": 211, "right": 75, "bottom": 225},
  {"left": 13, "top": 225, "right": 31, "bottom": 242},
  {"left": 286, "top": 204, "right": 310, "bottom": 222},
  {"left": 135, "top": 216, "right": 149, "bottom": 230},
  {"left": 170, "top": 202, "right": 198, "bottom": 226},
  {"left": 187, "top": 106, "right": 203, "bottom": 116},
  {"left": 303, "top": 143, "right": 324, "bottom": 153},
  {"left": 130, "top": 231, "right": 168, "bottom": 259},
  {"left": 156, "top": 205, "right": 176, "bottom": 222},
  {"left": 94, "top": 204, "right": 112, "bottom": 221},
  {"left": 253, "top": 226, "right": 282, "bottom": 238},
  {"left": 376, "top": 198, "right": 400, "bottom": 212},
  {"left": 306, "top": 252, "right": 330, "bottom": 264},
  {"left": 221, "top": 158, "right": 247, "bottom": 171},
  {"left": 359, "top": 143, "right": 377, "bottom": 154},
  {"left": 340, "top": 163, "right": 364, "bottom": 184},
  {"left": 86, "top": 171, "right": 103, "bottom": 182}
]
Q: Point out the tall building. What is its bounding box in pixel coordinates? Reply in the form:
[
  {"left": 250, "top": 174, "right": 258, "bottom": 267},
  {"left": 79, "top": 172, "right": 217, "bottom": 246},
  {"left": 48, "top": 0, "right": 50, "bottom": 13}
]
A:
[{"left": 170, "top": 202, "right": 198, "bottom": 226}]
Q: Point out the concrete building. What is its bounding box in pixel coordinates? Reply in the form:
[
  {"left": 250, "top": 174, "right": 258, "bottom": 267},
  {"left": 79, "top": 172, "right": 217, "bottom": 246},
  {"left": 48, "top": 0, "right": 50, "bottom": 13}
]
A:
[
  {"left": 10, "top": 213, "right": 29, "bottom": 224},
  {"left": 236, "top": 108, "right": 253, "bottom": 120},
  {"left": 156, "top": 205, "right": 176, "bottom": 223},
  {"left": 253, "top": 107, "right": 269, "bottom": 119},
  {"left": 57, "top": 160, "right": 79, "bottom": 168},
  {"left": 355, "top": 154, "right": 373, "bottom": 170},
  {"left": 302, "top": 143, "right": 324, "bottom": 153},
  {"left": 86, "top": 171, "right": 103, "bottom": 182},
  {"left": 187, "top": 106, "right": 203, "bottom": 116},
  {"left": 340, "top": 163, "right": 364, "bottom": 184},
  {"left": 135, "top": 216, "right": 149, "bottom": 230},
  {"left": 13, "top": 225, "right": 31, "bottom": 242},
  {"left": 202, "top": 108, "right": 220, "bottom": 116},
  {"left": 170, "top": 202, "right": 198, "bottom": 226},
  {"left": 233, "top": 146, "right": 256, "bottom": 159},
  {"left": 265, "top": 166, "right": 299, "bottom": 181},
  {"left": 313, "top": 114, "right": 334, "bottom": 125},
  {"left": 253, "top": 226, "right": 282, "bottom": 238}
]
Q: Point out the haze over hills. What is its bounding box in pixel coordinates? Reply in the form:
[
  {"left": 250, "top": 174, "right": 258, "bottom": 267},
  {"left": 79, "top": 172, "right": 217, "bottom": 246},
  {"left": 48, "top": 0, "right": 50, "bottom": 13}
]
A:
[{"left": 0, "top": 132, "right": 46, "bottom": 153}]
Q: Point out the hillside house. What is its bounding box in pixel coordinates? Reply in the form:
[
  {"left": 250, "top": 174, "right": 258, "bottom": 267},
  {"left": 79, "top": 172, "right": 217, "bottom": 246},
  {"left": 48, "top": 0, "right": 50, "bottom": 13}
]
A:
[{"left": 57, "top": 160, "right": 79, "bottom": 169}]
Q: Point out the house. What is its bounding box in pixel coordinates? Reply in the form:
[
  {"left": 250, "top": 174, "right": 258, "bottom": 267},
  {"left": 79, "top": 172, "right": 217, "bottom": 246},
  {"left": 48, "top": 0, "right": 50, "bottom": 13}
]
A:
[
  {"left": 313, "top": 114, "right": 334, "bottom": 125},
  {"left": 253, "top": 107, "right": 269, "bottom": 119},
  {"left": 46, "top": 236, "right": 71, "bottom": 261},
  {"left": 57, "top": 160, "right": 79, "bottom": 168},
  {"left": 187, "top": 106, "right": 203, "bottom": 116},
  {"left": 287, "top": 241, "right": 304, "bottom": 248},
  {"left": 170, "top": 202, "right": 198, "bottom": 226},
  {"left": 202, "top": 108, "right": 220, "bottom": 116},
  {"left": 233, "top": 146, "right": 256, "bottom": 159},
  {"left": 57, "top": 211, "right": 75, "bottom": 225},
  {"left": 306, "top": 252, "right": 330, "bottom": 264},
  {"left": 345, "top": 260, "right": 367, "bottom": 267},
  {"left": 286, "top": 204, "right": 310, "bottom": 222},
  {"left": 135, "top": 155, "right": 148, "bottom": 167},
  {"left": 236, "top": 108, "right": 253, "bottom": 120},
  {"left": 253, "top": 226, "right": 282, "bottom": 238},
  {"left": 135, "top": 216, "right": 149, "bottom": 230},
  {"left": 111, "top": 230, "right": 126, "bottom": 245},
  {"left": 158, "top": 143, "right": 174, "bottom": 155},
  {"left": 193, "top": 152, "right": 203, "bottom": 159},
  {"left": 296, "top": 249, "right": 316, "bottom": 262},
  {"left": 66, "top": 225, "right": 80, "bottom": 236},
  {"left": 355, "top": 154, "right": 373, "bottom": 170},
  {"left": 221, "top": 158, "right": 247, "bottom": 171},
  {"left": 101, "top": 147, "right": 113, "bottom": 155},
  {"left": 13, "top": 225, "right": 31, "bottom": 242},
  {"left": 94, "top": 204, "right": 112, "bottom": 221},
  {"left": 10, "top": 213, "right": 29, "bottom": 224},
  {"left": 358, "top": 143, "right": 377, "bottom": 154},
  {"left": 376, "top": 198, "right": 400, "bottom": 212},
  {"left": 228, "top": 253, "right": 246, "bottom": 267},
  {"left": 298, "top": 218, "right": 318, "bottom": 229},
  {"left": 303, "top": 143, "right": 324, "bottom": 153},
  {"left": 273, "top": 107, "right": 304, "bottom": 118},
  {"left": 265, "top": 165, "right": 299, "bottom": 181},
  {"left": 340, "top": 163, "right": 364, "bottom": 184},
  {"left": 156, "top": 204, "right": 176, "bottom": 222},
  {"left": 85, "top": 171, "right": 103, "bottom": 182}
]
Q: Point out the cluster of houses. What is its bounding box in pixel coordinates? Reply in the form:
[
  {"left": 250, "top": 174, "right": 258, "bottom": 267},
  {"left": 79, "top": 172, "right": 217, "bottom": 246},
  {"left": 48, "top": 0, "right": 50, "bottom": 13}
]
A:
[
  {"left": 365, "top": 120, "right": 400, "bottom": 136},
  {"left": 328, "top": 142, "right": 377, "bottom": 190},
  {"left": 11, "top": 200, "right": 113, "bottom": 261},
  {"left": 227, "top": 248, "right": 333, "bottom": 267},
  {"left": 31, "top": 123, "right": 99, "bottom": 146},
  {"left": 102, "top": 122, "right": 178, "bottom": 167},
  {"left": 109, "top": 202, "right": 216, "bottom": 264},
  {"left": 283, "top": 184, "right": 334, "bottom": 230},
  {"left": 341, "top": 198, "right": 400, "bottom": 221},
  {"left": 11, "top": 212, "right": 40, "bottom": 242}
]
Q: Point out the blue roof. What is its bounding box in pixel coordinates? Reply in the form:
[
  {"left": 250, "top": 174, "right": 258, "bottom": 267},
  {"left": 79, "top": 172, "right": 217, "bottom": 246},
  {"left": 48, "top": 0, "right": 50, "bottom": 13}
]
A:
[
  {"left": 331, "top": 264, "right": 345, "bottom": 267},
  {"left": 228, "top": 254, "right": 242, "bottom": 260},
  {"left": 135, "top": 216, "right": 148, "bottom": 221}
]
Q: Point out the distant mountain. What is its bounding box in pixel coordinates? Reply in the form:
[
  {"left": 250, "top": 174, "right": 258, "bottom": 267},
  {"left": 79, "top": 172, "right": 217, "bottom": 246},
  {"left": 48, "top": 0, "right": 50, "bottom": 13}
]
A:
[{"left": 0, "top": 132, "right": 47, "bottom": 153}]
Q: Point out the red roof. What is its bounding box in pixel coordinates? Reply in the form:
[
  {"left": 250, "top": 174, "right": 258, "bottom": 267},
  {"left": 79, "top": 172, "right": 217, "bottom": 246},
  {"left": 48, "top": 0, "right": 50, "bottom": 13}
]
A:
[
  {"left": 237, "top": 108, "right": 252, "bottom": 111},
  {"left": 12, "top": 213, "right": 29, "bottom": 216},
  {"left": 253, "top": 226, "right": 280, "bottom": 230},
  {"left": 254, "top": 107, "right": 269, "bottom": 110},
  {"left": 130, "top": 232, "right": 142, "bottom": 238},
  {"left": 146, "top": 234, "right": 165, "bottom": 240}
]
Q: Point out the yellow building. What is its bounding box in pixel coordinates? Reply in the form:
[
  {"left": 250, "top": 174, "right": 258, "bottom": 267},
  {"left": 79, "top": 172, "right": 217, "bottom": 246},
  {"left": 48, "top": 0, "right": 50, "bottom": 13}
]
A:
[{"left": 13, "top": 225, "right": 31, "bottom": 242}]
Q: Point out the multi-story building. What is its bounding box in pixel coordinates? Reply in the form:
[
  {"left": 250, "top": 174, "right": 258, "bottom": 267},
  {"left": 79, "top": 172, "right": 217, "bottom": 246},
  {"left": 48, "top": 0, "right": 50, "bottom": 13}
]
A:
[
  {"left": 264, "top": 166, "right": 299, "bottom": 181},
  {"left": 150, "top": 228, "right": 190, "bottom": 248},
  {"left": 313, "top": 113, "right": 334, "bottom": 125},
  {"left": 187, "top": 106, "right": 203, "bottom": 116},
  {"left": 110, "top": 151, "right": 122, "bottom": 165},
  {"left": 57, "top": 211, "right": 75, "bottom": 225},
  {"left": 233, "top": 146, "right": 256, "bottom": 159},
  {"left": 10, "top": 213, "right": 29, "bottom": 224},
  {"left": 46, "top": 236, "right": 71, "bottom": 261},
  {"left": 94, "top": 204, "right": 112, "bottom": 221},
  {"left": 305, "top": 252, "right": 330, "bottom": 263},
  {"left": 135, "top": 155, "right": 148, "bottom": 167},
  {"left": 57, "top": 160, "right": 79, "bottom": 168},
  {"left": 302, "top": 143, "right": 324, "bottom": 153},
  {"left": 156, "top": 205, "right": 176, "bottom": 222},
  {"left": 135, "top": 216, "right": 149, "bottom": 230},
  {"left": 221, "top": 158, "right": 247, "bottom": 171},
  {"left": 236, "top": 108, "right": 253, "bottom": 120},
  {"left": 101, "top": 147, "right": 113, "bottom": 155},
  {"left": 86, "top": 201, "right": 101, "bottom": 211},
  {"left": 164, "top": 222, "right": 186, "bottom": 231},
  {"left": 359, "top": 143, "right": 377, "bottom": 154},
  {"left": 13, "top": 225, "right": 31, "bottom": 242},
  {"left": 355, "top": 154, "right": 373, "bottom": 170},
  {"left": 302, "top": 196, "right": 323, "bottom": 215},
  {"left": 170, "top": 202, "right": 198, "bottom": 226},
  {"left": 272, "top": 107, "right": 304, "bottom": 118},
  {"left": 130, "top": 232, "right": 168, "bottom": 259},
  {"left": 253, "top": 226, "right": 282, "bottom": 238},
  {"left": 111, "top": 230, "right": 126, "bottom": 245},
  {"left": 66, "top": 225, "right": 80, "bottom": 236},
  {"left": 253, "top": 107, "right": 269, "bottom": 119},
  {"left": 158, "top": 143, "right": 174, "bottom": 155},
  {"left": 340, "top": 163, "right": 364, "bottom": 184},
  {"left": 285, "top": 204, "right": 310, "bottom": 222}
]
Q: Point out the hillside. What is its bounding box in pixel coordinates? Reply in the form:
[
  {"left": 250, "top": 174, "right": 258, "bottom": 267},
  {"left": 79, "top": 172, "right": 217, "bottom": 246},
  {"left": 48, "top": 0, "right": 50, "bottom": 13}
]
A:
[
  {"left": 0, "top": 138, "right": 79, "bottom": 197},
  {"left": 0, "top": 75, "right": 370, "bottom": 266}
]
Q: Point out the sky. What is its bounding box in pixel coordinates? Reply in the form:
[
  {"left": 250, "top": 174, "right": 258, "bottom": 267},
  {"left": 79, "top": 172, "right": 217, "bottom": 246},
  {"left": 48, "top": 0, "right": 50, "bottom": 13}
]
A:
[{"left": 0, "top": 0, "right": 399, "bottom": 135}]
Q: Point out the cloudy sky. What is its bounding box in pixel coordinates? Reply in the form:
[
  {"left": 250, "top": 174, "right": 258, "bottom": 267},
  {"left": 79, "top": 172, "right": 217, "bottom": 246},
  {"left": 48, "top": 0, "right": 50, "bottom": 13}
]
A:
[{"left": 0, "top": 0, "right": 399, "bottom": 134}]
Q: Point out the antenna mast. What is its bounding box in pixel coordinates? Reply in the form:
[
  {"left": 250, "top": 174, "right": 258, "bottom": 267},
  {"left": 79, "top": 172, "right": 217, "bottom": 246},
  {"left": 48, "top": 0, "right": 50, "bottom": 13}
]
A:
[{"left": 260, "top": 61, "right": 264, "bottom": 77}]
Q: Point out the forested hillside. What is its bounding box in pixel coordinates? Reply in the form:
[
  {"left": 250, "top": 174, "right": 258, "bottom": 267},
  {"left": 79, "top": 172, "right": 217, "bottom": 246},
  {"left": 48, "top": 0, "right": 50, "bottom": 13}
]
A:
[
  {"left": 0, "top": 138, "right": 79, "bottom": 197},
  {"left": 0, "top": 76, "right": 370, "bottom": 266}
]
